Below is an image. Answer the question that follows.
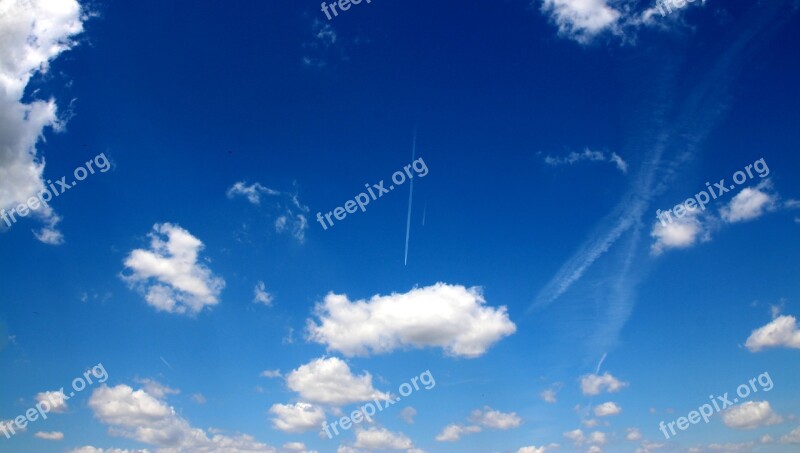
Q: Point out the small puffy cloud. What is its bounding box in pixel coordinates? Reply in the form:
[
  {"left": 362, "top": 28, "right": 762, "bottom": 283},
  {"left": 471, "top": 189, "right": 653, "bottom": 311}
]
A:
[
  {"left": 593, "top": 402, "right": 622, "bottom": 417},
  {"left": 122, "top": 223, "right": 225, "bottom": 315},
  {"left": 470, "top": 407, "right": 523, "bottom": 429},
  {"left": 307, "top": 283, "right": 516, "bottom": 358},
  {"left": 745, "top": 315, "right": 800, "bottom": 352},
  {"left": 399, "top": 407, "right": 417, "bottom": 424},
  {"left": 34, "top": 431, "right": 64, "bottom": 440},
  {"left": 781, "top": 426, "right": 800, "bottom": 444},
  {"left": 543, "top": 149, "right": 627, "bottom": 173},
  {"left": 283, "top": 442, "right": 315, "bottom": 452},
  {"left": 564, "top": 429, "right": 586, "bottom": 445},
  {"left": 541, "top": 389, "right": 557, "bottom": 403},
  {"left": 589, "top": 431, "right": 607, "bottom": 445},
  {"left": 36, "top": 390, "right": 68, "bottom": 413},
  {"left": 254, "top": 281, "right": 273, "bottom": 306},
  {"left": 260, "top": 369, "right": 282, "bottom": 378},
  {"left": 517, "top": 445, "right": 559, "bottom": 453},
  {"left": 269, "top": 402, "right": 325, "bottom": 433},
  {"left": 626, "top": 428, "right": 642, "bottom": 441},
  {"left": 226, "top": 182, "right": 280, "bottom": 204},
  {"left": 353, "top": 427, "right": 414, "bottom": 450},
  {"left": 540, "top": 0, "right": 621, "bottom": 43},
  {"left": 721, "top": 182, "right": 778, "bottom": 223},
  {"left": 651, "top": 210, "right": 708, "bottom": 255},
  {"left": 580, "top": 372, "right": 628, "bottom": 396},
  {"left": 191, "top": 393, "right": 206, "bottom": 404},
  {"left": 722, "top": 401, "right": 782, "bottom": 429},
  {"left": 434, "top": 424, "right": 481, "bottom": 442},
  {"left": 286, "top": 357, "right": 389, "bottom": 406},
  {"left": 133, "top": 378, "right": 179, "bottom": 399}
]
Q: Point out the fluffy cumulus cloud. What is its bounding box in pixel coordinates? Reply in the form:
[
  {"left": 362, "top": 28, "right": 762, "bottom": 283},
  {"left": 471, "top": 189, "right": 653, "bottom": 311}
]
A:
[
  {"left": 579, "top": 372, "right": 628, "bottom": 396},
  {"left": 133, "top": 378, "right": 179, "bottom": 399},
  {"left": 781, "top": 426, "right": 800, "bottom": 444},
  {"left": 650, "top": 210, "right": 708, "bottom": 255},
  {"left": 87, "top": 384, "right": 278, "bottom": 452},
  {"left": 353, "top": 427, "right": 414, "bottom": 450},
  {"left": 470, "top": 407, "right": 523, "bottom": 429},
  {"left": 563, "top": 429, "right": 606, "bottom": 447},
  {"left": 122, "top": 223, "right": 225, "bottom": 315},
  {"left": 307, "top": 283, "right": 516, "bottom": 358},
  {"left": 745, "top": 315, "right": 800, "bottom": 352},
  {"left": 434, "top": 424, "right": 482, "bottom": 442},
  {"left": 285, "top": 357, "right": 390, "bottom": 406},
  {"left": 69, "top": 448, "right": 151, "bottom": 453},
  {"left": 626, "top": 428, "right": 642, "bottom": 441},
  {"left": 540, "top": 0, "right": 622, "bottom": 43},
  {"left": 36, "top": 389, "right": 68, "bottom": 413},
  {"left": 593, "top": 402, "right": 622, "bottom": 417},
  {"left": 253, "top": 281, "right": 273, "bottom": 306},
  {"left": 517, "top": 445, "right": 559, "bottom": 453},
  {"left": 720, "top": 182, "right": 778, "bottom": 223},
  {"left": 269, "top": 402, "right": 325, "bottom": 433},
  {"left": 227, "top": 181, "right": 309, "bottom": 243},
  {"left": 722, "top": 401, "right": 783, "bottom": 429},
  {"left": 0, "top": 0, "right": 85, "bottom": 243}
]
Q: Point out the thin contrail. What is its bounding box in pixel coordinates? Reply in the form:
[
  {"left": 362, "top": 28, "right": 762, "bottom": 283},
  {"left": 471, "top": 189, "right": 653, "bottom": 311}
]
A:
[
  {"left": 404, "top": 129, "right": 416, "bottom": 266},
  {"left": 595, "top": 352, "right": 608, "bottom": 374},
  {"left": 160, "top": 356, "right": 174, "bottom": 370}
]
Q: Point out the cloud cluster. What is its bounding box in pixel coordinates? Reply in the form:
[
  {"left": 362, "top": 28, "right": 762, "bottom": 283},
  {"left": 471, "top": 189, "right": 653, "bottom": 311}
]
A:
[
  {"left": 227, "top": 181, "right": 309, "bottom": 243},
  {"left": 122, "top": 223, "right": 225, "bottom": 315},
  {"left": 307, "top": 283, "right": 516, "bottom": 358},
  {"left": 0, "top": 0, "right": 85, "bottom": 243}
]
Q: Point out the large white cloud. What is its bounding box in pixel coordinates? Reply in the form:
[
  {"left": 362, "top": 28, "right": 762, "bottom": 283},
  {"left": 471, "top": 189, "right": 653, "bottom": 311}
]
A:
[
  {"left": 0, "top": 0, "right": 85, "bottom": 242},
  {"left": 722, "top": 401, "right": 782, "bottom": 429},
  {"left": 87, "top": 384, "right": 277, "bottom": 452},
  {"left": 579, "top": 372, "right": 628, "bottom": 396},
  {"left": 285, "top": 357, "right": 390, "bottom": 406},
  {"left": 122, "top": 223, "right": 225, "bottom": 315},
  {"left": 269, "top": 402, "right": 325, "bottom": 433},
  {"left": 745, "top": 315, "right": 800, "bottom": 352},
  {"left": 307, "top": 283, "right": 516, "bottom": 358}
]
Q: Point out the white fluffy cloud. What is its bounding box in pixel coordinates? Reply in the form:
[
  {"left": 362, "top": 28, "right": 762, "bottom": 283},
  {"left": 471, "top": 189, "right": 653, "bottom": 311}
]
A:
[
  {"left": 254, "top": 281, "right": 273, "bottom": 306},
  {"left": 36, "top": 389, "right": 68, "bottom": 413},
  {"left": 353, "top": 427, "right": 414, "bottom": 450},
  {"left": 470, "top": 407, "right": 523, "bottom": 429},
  {"left": 269, "top": 402, "right": 325, "bottom": 433},
  {"left": 781, "top": 426, "right": 800, "bottom": 444},
  {"left": 0, "top": 0, "right": 85, "bottom": 243},
  {"left": 593, "top": 402, "right": 622, "bottom": 417},
  {"left": 540, "top": 0, "right": 621, "bottom": 43},
  {"left": 626, "top": 428, "right": 642, "bottom": 441},
  {"left": 517, "top": 445, "right": 559, "bottom": 453},
  {"left": 563, "top": 429, "right": 606, "bottom": 447},
  {"left": 722, "top": 401, "right": 782, "bottom": 429},
  {"left": 34, "top": 430, "right": 64, "bottom": 440},
  {"left": 307, "top": 283, "right": 516, "bottom": 358},
  {"left": 286, "top": 357, "right": 390, "bottom": 406},
  {"left": 122, "top": 223, "right": 225, "bottom": 315},
  {"left": 580, "top": 372, "right": 628, "bottom": 396},
  {"left": 721, "top": 182, "right": 778, "bottom": 223},
  {"left": 434, "top": 424, "right": 481, "bottom": 442},
  {"left": 745, "top": 315, "right": 800, "bottom": 352},
  {"left": 650, "top": 210, "right": 707, "bottom": 255},
  {"left": 133, "top": 378, "right": 179, "bottom": 399},
  {"left": 87, "top": 384, "right": 278, "bottom": 452},
  {"left": 399, "top": 407, "right": 417, "bottom": 424}
]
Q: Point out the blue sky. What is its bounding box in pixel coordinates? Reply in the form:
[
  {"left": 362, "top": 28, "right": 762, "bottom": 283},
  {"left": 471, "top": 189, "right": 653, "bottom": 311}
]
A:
[{"left": 1, "top": 0, "right": 800, "bottom": 452}]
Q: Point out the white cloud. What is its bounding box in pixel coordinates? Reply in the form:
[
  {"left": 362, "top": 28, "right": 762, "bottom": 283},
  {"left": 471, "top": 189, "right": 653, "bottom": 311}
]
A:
[
  {"left": 260, "top": 369, "right": 282, "bottom": 378},
  {"left": 191, "top": 393, "right": 206, "bottom": 404},
  {"left": 227, "top": 181, "right": 309, "bottom": 243},
  {"left": 434, "top": 424, "right": 481, "bottom": 442},
  {"left": 625, "top": 428, "right": 642, "bottom": 441},
  {"left": 36, "top": 389, "right": 68, "bottom": 413},
  {"left": 254, "top": 281, "right": 273, "bottom": 306},
  {"left": 589, "top": 431, "right": 607, "bottom": 445},
  {"left": 722, "top": 401, "right": 782, "bottom": 429},
  {"left": 69, "top": 448, "right": 150, "bottom": 453},
  {"left": 745, "top": 315, "right": 800, "bottom": 352},
  {"left": 285, "top": 357, "right": 390, "bottom": 406},
  {"left": 133, "top": 378, "right": 179, "bottom": 399},
  {"left": 307, "top": 283, "right": 516, "bottom": 358},
  {"left": 564, "top": 429, "right": 586, "bottom": 445},
  {"left": 283, "top": 442, "right": 317, "bottom": 453},
  {"left": 269, "top": 402, "right": 325, "bottom": 433},
  {"left": 540, "top": 0, "right": 622, "bottom": 43},
  {"left": 353, "top": 427, "right": 414, "bottom": 450},
  {"left": 543, "top": 149, "right": 627, "bottom": 173},
  {"left": 87, "top": 384, "right": 278, "bottom": 452},
  {"left": 399, "top": 407, "right": 417, "bottom": 424},
  {"left": 635, "top": 441, "right": 665, "bottom": 453},
  {"left": 781, "top": 426, "right": 800, "bottom": 444},
  {"left": 226, "top": 182, "right": 280, "bottom": 204},
  {"left": 593, "top": 402, "right": 622, "bottom": 417},
  {"left": 650, "top": 208, "right": 709, "bottom": 255},
  {"left": 541, "top": 388, "right": 558, "bottom": 403},
  {"left": 579, "top": 372, "right": 628, "bottom": 396},
  {"left": 517, "top": 445, "right": 559, "bottom": 453},
  {"left": 0, "top": 0, "right": 85, "bottom": 243},
  {"left": 122, "top": 223, "right": 225, "bottom": 315},
  {"left": 35, "top": 430, "right": 64, "bottom": 440},
  {"left": 470, "top": 407, "right": 523, "bottom": 429},
  {"left": 721, "top": 182, "right": 778, "bottom": 223}
]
